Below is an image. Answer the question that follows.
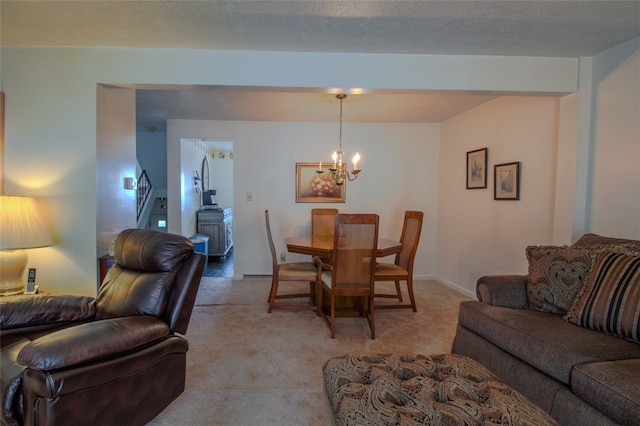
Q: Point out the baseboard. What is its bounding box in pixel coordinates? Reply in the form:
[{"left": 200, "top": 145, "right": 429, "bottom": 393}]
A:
[{"left": 429, "top": 276, "right": 476, "bottom": 299}]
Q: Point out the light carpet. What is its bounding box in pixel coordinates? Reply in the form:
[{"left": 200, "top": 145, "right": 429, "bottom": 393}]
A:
[{"left": 147, "top": 277, "right": 472, "bottom": 426}]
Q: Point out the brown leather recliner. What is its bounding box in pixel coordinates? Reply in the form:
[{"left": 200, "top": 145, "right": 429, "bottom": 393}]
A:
[{"left": 0, "top": 229, "right": 205, "bottom": 426}]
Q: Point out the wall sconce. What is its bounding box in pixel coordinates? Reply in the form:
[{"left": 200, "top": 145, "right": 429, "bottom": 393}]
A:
[{"left": 123, "top": 177, "right": 136, "bottom": 190}]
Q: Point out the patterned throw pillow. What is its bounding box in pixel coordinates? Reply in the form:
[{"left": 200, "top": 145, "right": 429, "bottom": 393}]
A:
[
  {"left": 526, "top": 246, "right": 593, "bottom": 315},
  {"left": 565, "top": 251, "right": 640, "bottom": 343}
]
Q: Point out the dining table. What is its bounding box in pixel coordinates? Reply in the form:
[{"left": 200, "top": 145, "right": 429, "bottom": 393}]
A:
[
  {"left": 284, "top": 236, "right": 402, "bottom": 259},
  {"left": 284, "top": 236, "right": 403, "bottom": 317}
]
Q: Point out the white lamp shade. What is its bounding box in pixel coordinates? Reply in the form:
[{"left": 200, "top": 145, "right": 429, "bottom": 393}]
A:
[{"left": 0, "top": 195, "right": 53, "bottom": 250}]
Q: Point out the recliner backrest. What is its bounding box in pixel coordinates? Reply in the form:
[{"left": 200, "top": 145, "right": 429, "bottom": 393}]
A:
[{"left": 96, "top": 229, "right": 204, "bottom": 334}]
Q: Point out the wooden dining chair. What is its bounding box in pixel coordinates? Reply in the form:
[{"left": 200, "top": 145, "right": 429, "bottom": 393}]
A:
[
  {"left": 265, "top": 210, "right": 318, "bottom": 313},
  {"left": 374, "top": 210, "right": 424, "bottom": 312},
  {"left": 315, "top": 213, "right": 379, "bottom": 339},
  {"left": 311, "top": 208, "right": 338, "bottom": 242},
  {"left": 312, "top": 208, "right": 338, "bottom": 265}
]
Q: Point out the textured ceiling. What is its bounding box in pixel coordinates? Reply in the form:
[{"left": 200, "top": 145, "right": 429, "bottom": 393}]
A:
[{"left": 2, "top": 1, "right": 639, "bottom": 129}]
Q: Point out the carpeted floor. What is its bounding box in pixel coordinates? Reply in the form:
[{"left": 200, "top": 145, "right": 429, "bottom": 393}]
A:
[{"left": 146, "top": 277, "right": 472, "bottom": 426}]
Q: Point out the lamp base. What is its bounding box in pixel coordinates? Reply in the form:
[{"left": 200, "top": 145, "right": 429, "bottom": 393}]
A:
[{"left": 0, "top": 250, "right": 28, "bottom": 296}]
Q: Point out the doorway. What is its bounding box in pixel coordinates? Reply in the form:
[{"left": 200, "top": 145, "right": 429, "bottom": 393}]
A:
[
  {"left": 202, "top": 247, "right": 234, "bottom": 277},
  {"left": 180, "top": 138, "right": 234, "bottom": 278}
]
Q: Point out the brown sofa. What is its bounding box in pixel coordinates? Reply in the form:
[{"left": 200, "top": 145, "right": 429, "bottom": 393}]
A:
[
  {"left": 0, "top": 229, "right": 205, "bottom": 426},
  {"left": 451, "top": 234, "right": 640, "bottom": 426}
]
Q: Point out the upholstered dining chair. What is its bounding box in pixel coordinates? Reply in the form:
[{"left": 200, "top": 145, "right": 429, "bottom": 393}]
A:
[
  {"left": 374, "top": 210, "right": 424, "bottom": 312},
  {"left": 265, "top": 210, "right": 318, "bottom": 313},
  {"left": 315, "top": 213, "right": 379, "bottom": 339}
]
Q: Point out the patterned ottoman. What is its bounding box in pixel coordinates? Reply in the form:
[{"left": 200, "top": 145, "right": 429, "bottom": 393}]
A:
[{"left": 323, "top": 353, "right": 558, "bottom": 425}]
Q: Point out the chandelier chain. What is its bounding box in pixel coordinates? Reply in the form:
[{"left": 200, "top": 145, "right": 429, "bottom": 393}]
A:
[
  {"left": 316, "top": 93, "right": 360, "bottom": 185},
  {"left": 339, "top": 95, "right": 343, "bottom": 151}
]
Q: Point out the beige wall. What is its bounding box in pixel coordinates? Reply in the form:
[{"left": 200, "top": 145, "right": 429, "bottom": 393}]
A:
[{"left": 437, "top": 96, "right": 569, "bottom": 292}]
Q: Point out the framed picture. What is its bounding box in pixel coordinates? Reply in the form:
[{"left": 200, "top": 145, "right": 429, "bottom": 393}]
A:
[
  {"left": 466, "top": 148, "right": 488, "bottom": 189},
  {"left": 295, "top": 162, "right": 346, "bottom": 203},
  {"left": 494, "top": 161, "right": 521, "bottom": 200}
]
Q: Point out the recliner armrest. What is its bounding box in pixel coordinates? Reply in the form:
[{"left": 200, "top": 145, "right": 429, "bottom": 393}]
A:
[
  {"left": 17, "top": 316, "right": 169, "bottom": 370},
  {"left": 476, "top": 275, "right": 528, "bottom": 308},
  {"left": 0, "top": 294, "right": 96, "bottom": 330}
]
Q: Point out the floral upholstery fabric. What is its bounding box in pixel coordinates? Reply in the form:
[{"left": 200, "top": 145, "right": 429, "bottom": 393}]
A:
[{"left": 323, "top": 353, "right": 558, "bottom": 426}]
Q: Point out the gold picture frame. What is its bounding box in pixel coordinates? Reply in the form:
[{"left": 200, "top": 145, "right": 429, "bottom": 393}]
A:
[{"left": 295, "top": 162, "right": 346, "bottom": 203}]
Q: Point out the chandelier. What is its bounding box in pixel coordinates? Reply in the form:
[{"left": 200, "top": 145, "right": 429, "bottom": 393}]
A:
[{"left": 317, "top": 94, "right": 361, "bottom": 185}]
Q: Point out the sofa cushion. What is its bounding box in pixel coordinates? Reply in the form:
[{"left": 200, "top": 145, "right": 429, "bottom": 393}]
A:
[
  {"left": 526, "top": 243, "right": 640, "bottom": 316},
  {"left": 572, "top": 359, "right": 640, "bottom": 426},
  {"left": 566, "top": 251, "right": 640, "bottom": 343},
  {"left": 572, "top": 233, "right": 640, "bottom": 250},
  {"left": 457, "top": 301, "right": 640, "bottom": 384},
  {"left": 525, "top": 246, "right": 593, "bottom": 315}
]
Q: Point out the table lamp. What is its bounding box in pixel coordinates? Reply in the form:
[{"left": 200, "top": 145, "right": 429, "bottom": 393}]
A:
[{"left": 0, "top": 195, "right": 53, "bottom": 295}]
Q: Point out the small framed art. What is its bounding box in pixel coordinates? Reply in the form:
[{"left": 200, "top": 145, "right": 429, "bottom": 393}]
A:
[
  {"left": 494, "top": 161, "right": 520, "bottom": 200},
  {"left": 466, "top": 148, "right": 488, "bottom": 189},
  {"left": 295, "top": 162, "right": 346, "bottom": 203}
]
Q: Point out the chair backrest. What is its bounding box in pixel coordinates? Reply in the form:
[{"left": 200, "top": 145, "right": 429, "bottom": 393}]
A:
[
  {"left": 97, "top": 228, "right": 205, "bottom": 335},
  {"left": 396, "top": 211, "right": 424, "bottom": 270},
  {"left": 311, "top": 208, "right": 338, "bottom": 244},
  {"left": 330, "top": 214, "right": 379, "bottom": 289},
  {"left": 265, "top": 210, "right": 279, "bottom": 273}
]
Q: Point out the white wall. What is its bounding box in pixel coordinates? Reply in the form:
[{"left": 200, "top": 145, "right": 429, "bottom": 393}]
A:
[
  {"left": 207, "top": 149, "right": 234, "bottom": 210},
  {"left": 168, "top": 120, "right": 440, "bottom": 279},
  {"left": 437, "top": 96, "right": 569, "bottom": 294},
  {"left": 591, "top": 51, "right": 640, "bottom": 237},
  {"left": 96, "top": 85, "right": 137, "bottom": 274},
  {"left": 179, "top": 139, "right": 207, "bottom": 235},
  {"left": 136, "top": 130, "right": 168, "bottom": 190},
  {"left": 435, "top": 45, "right": 639, "bottom": 296},
  {"left": 4, "top": 44, "right": 634, "bottom": 296},
  {"left": 177, "top": 139, "right": 235, "bottom": 236}
]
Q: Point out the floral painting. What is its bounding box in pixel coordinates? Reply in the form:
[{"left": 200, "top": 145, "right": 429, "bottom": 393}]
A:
[{"left": 295, "top": 162, "right": 346, "bottom": 203}]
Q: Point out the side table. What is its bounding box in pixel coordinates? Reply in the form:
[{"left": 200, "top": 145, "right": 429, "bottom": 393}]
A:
[{"left": 98, "top": 255, "right": 115, "bottom": 287}]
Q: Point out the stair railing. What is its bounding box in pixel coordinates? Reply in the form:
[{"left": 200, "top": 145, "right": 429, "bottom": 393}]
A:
[{"left": 137, "top": 170, "right": 152, "bottom": 221}]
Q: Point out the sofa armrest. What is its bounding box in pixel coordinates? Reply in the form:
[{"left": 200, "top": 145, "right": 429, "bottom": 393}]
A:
[
  {"left": 0, "top": 294, "right": 96, "bottom": 330},
  {"left": 17, "top": 316, "right": 169, "bottom": 370},
  {"left": 476, "top": 275, "right": 528, "bottom": 308}
]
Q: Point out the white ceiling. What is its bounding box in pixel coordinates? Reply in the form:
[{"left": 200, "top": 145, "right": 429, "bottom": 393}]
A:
[{"left": 2, "top": 1, "right": 639, "bottom": 130}]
